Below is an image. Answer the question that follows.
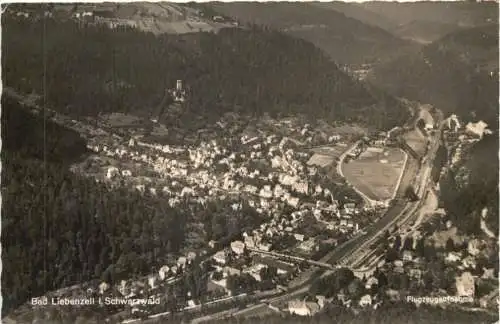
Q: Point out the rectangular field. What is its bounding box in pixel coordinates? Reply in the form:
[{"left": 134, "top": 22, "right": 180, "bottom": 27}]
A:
[
  {"left": 307, "top": 144, "right": 349, "bottom": 168},
  {"left": 342, "top": 147, "right": 406, "bottom": 201}
]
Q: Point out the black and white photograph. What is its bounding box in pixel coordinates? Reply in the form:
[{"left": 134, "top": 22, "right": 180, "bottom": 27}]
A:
[{"left": 1, "top": 1, "right": 498, "bottom": 323}]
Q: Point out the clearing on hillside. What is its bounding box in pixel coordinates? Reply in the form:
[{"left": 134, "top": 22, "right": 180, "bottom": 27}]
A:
[{"left": 342, "top": 147, "right": 407, "bottom": 201}]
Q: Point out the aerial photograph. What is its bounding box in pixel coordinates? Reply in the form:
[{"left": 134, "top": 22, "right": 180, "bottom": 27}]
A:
[{"left": 1, "top": 1, "right": 498, "bottom": 324}]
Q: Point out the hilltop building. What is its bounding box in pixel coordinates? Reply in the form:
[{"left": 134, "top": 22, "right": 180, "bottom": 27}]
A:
[{"left": 171, "top": 79, "right": 186, "bottom": 103}]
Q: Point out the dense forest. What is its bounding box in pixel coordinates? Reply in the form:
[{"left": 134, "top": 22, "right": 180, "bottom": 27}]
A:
[
  {"left": 1, "top": 97, "right": 89, "bottom": 163},
  {"left": 2, "top": 15, "right": 408, "bottom": 130},
  {"left": 368, "top": 24, "right": 499, "bottom": 126}
]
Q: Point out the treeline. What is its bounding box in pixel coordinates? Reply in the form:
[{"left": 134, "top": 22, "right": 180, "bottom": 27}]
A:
[{"left": 2, "top": 15, "right": 408, "bottom": 130}]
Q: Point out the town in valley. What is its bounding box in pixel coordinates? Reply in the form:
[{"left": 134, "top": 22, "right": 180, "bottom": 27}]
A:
[{"left": 2, "top": 2, "right": 498, "bottom": 324}]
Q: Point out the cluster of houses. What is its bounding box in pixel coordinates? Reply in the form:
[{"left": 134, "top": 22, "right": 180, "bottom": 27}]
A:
[
  {"left": 208, "top": 238, "right": 296, "bottom": 293},
  {"left": 93, "top": 250, "right": 203, "bottom": 313},
  {"left": 287, "top": 273, "right": 387, "bottom": 316},
  {"left": 79, "top": 115, "right": 369, "bottom": 261},
  {"left": 286, "top": 237, "right": 489, "bottom": 317},
  {"left": 82, "top": 115, "right": 365, "bottom": 225}
]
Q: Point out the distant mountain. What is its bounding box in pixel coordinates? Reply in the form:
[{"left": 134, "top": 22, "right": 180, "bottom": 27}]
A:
[
  {"left": 316, "top": 1, "right": 498, "bottom": 44},
  {"left": 367, "top": 24, "right": 499, "bottom": 125},
  {"left": 209, "top": 2, "right": 416, "bottom": 65},
  {"left": 313, "top": 1, "right": 398, "bottom": 32},
  {"left": 2, "top": 15, "right": 408, "bottom": 130}
]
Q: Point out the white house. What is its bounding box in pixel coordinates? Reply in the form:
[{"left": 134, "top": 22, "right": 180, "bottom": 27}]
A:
[
  {"left": 393, "top": 260, "right": 404, "bottom": 268},
  {"left": 177, "top": 256, "right": 187, "bottom": 268},
  {"left": 467, "top": 239, "right": 481, "bottom": 256},
  {"left": 286, "top": 196, "right": 300, "bottom": 209},
  {"left": 106, "top": 167, "right": 120, "bottom": 179},
  {"left": 230, "top": 241, "right": 245, "bottom": 255},
  {"left": 402, "top": 250, "right": 414, "bottom": 262},
  {"left": 292, "top": 181, "right": 309, "bottom": 194},
  {"left": 213, "top": 250, "right": 227, "bottom": 265},
  {"left": 187, "top": 251, "right": 197, "bottom": 262},
  {"left": 159, "top": 265, "right": 170, "bottom": 280},
  {"left": 244, "top": 236, "right": 256, "bottom": 249},
  {"left": 148, "top": 275, "right": 157, "bottom": 289},
  {"left": 445, "top": 252, "right": 462, "bottom": 263},
  {"left": 359, "top": 294, "right": 372, "bottom": 307},
  {"left": 294, "top": 233, "right": 305, "bottom": 242},
  {"left": 365, "top": 276, "right": 378, "bottom": 290},
  {"left": 456, "top": 272, "right": 475, "bottom": 297},
  {"left": 462, "top": 256, "right": 477, "bottom": 269},
  {"left": 99, "top": 282, "right": 110, "bottom": 295},
  {"left": 465, "top": 121, "right": 490, "bottom": 138},
  {"left": 259, "top": 186, "right": 273, "bottom": 199},
  {"left": 288, "top": 301, "right": 310, "bottom": 316}
]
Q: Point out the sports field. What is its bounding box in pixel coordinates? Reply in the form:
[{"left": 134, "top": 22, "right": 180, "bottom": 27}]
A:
[{"left": 342, "top": 147, "right": 407, "bottom": 201}]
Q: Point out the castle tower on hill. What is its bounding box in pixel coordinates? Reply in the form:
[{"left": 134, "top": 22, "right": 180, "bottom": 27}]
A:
[{"left": 171, "top": 79, "right": 186, "bottom": 103}]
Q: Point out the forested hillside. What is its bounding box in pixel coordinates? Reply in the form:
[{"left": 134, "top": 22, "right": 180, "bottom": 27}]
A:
[
  {"left": 2, "top": 16, "right": 407, "bottom": 130},
  {"left": 209, "top": 2, "right": 416, "bottom": 65},
  {"left": 368, "top": 24, "right": 499, "bottom": 126},
  {"left": 1, "top": 97, "right": 89, "bottom": 163},
  {"left": 439, "top": 134, "right": 499, "bottom": 237}
]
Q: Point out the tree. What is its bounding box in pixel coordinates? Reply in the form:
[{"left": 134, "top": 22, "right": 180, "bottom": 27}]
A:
[
  {"left": 416, "top": 119, "right": 426, "bottom": 131},
  {"left": 405, "top": 186, "right": 419, "bottom": 201},
  {"left": 402, "top": 237, "right": 414, "bottom": 251},
  {"left": 385, "top": 248, "right": 399, "bottom": 263},
  {"left": 260, "top": 266, "right": 278, "bottom": 282},
  {"left": 347, "top": 278, "right": 364, "bottom": 299},
  {"left": 415, "top": 238, "right": 425, "bottom": 257},
  {"left": 394, "top": 235, "right": 402, "bottom": 251},
  {"left": 382, "top": 230, "right": 390, "bottom": 249},
  {"left": 445, "top": 238, "right": 455, "bottom": 252}
]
